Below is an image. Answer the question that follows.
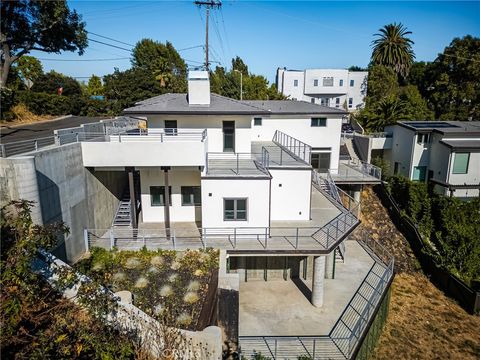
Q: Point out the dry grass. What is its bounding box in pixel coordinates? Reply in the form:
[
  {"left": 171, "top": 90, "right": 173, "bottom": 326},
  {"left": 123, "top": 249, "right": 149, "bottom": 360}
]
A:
[
  {"left": 1, "top": 103, "right": 54, "bottom": 126},
  {"left": 359, "top": 186, "right": 480, "bottom": 360},
  {"left": 372, "top": 273, "right": 480, "bottom": 360}
]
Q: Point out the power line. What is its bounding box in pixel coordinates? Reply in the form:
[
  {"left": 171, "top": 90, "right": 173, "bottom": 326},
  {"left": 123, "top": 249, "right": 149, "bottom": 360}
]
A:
[
  {"left": 87, "top": 38, "right": 133, "bottom": 53},
  {"left": 194, "top": 0, "right": 222, "bottom": 70},
  {"left": 38, "top": 57, "right": 130, "bottom": 62},
  {"left": 87, "top": 31, "right": 135, "bottom": 47}
]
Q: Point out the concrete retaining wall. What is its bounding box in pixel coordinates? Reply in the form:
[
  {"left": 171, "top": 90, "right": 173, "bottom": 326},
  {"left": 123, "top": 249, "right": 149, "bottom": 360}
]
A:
[{"left": 0, "top": 143, "right": 127, "bottom": 263}]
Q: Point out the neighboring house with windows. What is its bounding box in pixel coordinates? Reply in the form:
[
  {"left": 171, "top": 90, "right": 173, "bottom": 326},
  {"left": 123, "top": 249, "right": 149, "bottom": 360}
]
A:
[
  {"left": 81, "top": 70, "right": 348, "bottom": 229},
  {"left": 383, "top": 121, "right": 480, "bottom": 198},
  {"left": 276, "top": 67, "right": 368, "bottom": 112}
]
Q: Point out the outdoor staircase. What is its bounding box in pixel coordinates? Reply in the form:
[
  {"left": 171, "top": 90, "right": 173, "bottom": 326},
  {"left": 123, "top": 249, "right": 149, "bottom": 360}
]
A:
[
  {"left": 344, "top": 137, "right": 360, "bottom": 160},
  {"left": 335, "top": 245, "right": 345, "bottom": 263},
  {"left": 113, "top": 190, "right": 132, "bottom": 227}
]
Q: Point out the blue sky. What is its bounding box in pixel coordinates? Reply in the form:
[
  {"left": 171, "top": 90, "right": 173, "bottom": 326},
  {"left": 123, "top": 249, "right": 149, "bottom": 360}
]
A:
[{"left": 30, "top": 1, "right": 480, "bottom": 83}]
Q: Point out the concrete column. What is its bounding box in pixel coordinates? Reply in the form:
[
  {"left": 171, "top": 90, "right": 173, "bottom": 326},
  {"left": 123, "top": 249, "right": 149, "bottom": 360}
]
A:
[
  {"left": 325, "top": 250, "right": 335, "bottom": 279},
  {"left": 311, "top": 255, "right": 326, "bottom": 307},
  {"left": 128, "top": 169, "right": 137, "bottom": 229},
  {"left": 237, "top": 256, "right": 246, "bottom": 282},
  {"left": 162, "top": 167, "right": 171, "bottom": 237}
]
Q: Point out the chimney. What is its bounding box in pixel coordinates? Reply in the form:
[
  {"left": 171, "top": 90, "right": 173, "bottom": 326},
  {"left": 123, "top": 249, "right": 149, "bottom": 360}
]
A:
[{"left": 188, "top": 70, "right": 210, "bottom": 106}]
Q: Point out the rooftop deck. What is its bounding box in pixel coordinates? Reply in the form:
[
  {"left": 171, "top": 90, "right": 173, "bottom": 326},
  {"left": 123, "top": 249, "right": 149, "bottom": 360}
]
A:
[{"left": 328, "top": 159, "right": 382, "bottom": 184}]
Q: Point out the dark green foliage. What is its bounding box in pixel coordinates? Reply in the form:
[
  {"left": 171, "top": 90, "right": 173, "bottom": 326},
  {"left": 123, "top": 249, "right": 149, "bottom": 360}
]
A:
[
  {"left": 386, "top": 176, "right": 480, "bottom": 284},
  {"left": 422, "top": 35, "right": 480, "bottom": 120},
  {"left": 31, "top": 70, "right": 82, "bottom": 96},
  {"left": 430, "top": 196, "right": 480, "bottom": 282},
  {"left": 1, "top": 87, "right": 18, "bottom": 120},
  {"left": 348, "top": 65, "right": 368, "bottom": 72},
  {"left": 103, "top": 67, "right": 165, "bottom": 114}
]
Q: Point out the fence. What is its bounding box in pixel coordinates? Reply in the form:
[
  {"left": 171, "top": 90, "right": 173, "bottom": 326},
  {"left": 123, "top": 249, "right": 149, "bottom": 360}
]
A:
[
  {"left": 375, "top": 183, "right": 480, "bottom": 314},
  {"left": 273, "top": 130, "right": 311, "bottom": 164},
  {"left": 1, "top": 116, "right": 141, "bottom": 158},
  {"left": 238, "top": 232, "right": 395, "bottom": 359},
  {"left": 205, "top": 149, "right": 270, "bottom": 176},
  {"left": 108, "top": 128, "right": 207, "bottom": 143},
  {"left": 338, "top": 158, "right": 382, "bottom": 181}
]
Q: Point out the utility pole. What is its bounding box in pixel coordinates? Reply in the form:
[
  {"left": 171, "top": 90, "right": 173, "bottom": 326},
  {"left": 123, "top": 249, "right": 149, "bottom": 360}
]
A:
[{"left": 194, "top": 0, "right": 221, "bottom": 71}]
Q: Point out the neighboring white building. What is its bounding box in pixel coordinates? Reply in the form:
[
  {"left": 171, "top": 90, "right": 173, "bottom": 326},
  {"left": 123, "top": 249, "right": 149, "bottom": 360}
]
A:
[
  {"left": 382, "top": 121, "right": 480, "bottom": 198},
  {"left": 276, "top": 68, "right": 368, "bottom": 111}
]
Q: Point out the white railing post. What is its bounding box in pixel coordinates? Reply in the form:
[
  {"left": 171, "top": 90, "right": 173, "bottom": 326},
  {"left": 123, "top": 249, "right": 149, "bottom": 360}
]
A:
[
  {"left": 295, "top": 228, "right": 299, "bottom": 249},
  {"left": 109, "top": 230, "right": 114, "bottom": 250},
  {"left": 236, "top": 153, "right": 239, "bottom": 175},
  {"left": 1, "top": 144, "right": 6, "bottom": 158},
  {"left": 34, "top": 140, "right": 38, "bottom": 151},
  {"left": 172, "top": 229, "right": 176, "bottom": 250},
  {"left": 234, "top": 228, "right": 237, "bottom": 248},
  {"left": 265, "top": 227, "right": 268, "bottom": 248},
  {"left": 83, "top": 228, "right": 89, "bottom": 252}
]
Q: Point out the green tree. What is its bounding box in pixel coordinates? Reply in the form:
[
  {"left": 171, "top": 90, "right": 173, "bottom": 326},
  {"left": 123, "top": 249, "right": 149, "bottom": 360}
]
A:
[
  {"left": 86, "top": 74, "right": 103, "bottom": 96},
  {"left": 0, "top": 0, "right": 87, "bottom": 87},
  {"left": 131, "top": 39, "right": 187, "bottom": 92},
  {"left": 399, "top": 85, "right": 434, "bottom": 120},
  {"left": 31, "top": 70, "right": 82, "bottom": 96},
  {"left": 17, "top": 55, "right": 43, "bottom": 89},
  {"left": 365, "top": 65, "right": 399, "bottom": 107},
  {"left": 231, "top": 56, "right": 249, "bottom": 75},
  {"left": 423, "top": 35, "right": 480, "bottom": 120},
  {"left": 371, "top": 23, "right": 415, "bottom": 78}
]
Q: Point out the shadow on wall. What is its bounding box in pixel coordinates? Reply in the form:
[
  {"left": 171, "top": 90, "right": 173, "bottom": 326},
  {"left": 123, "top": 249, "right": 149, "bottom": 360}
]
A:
[{"left": 36, "top": 171, "right": 67, "bottom": 260}]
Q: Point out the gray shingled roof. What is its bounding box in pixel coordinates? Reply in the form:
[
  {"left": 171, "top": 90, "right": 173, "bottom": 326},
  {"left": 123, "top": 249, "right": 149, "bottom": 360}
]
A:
[
  {"left": 242, "top": 100, "right": 348, "bottom": 115},
  {"left": 123, "top": 93, "right": 348, "bottom": 116}
]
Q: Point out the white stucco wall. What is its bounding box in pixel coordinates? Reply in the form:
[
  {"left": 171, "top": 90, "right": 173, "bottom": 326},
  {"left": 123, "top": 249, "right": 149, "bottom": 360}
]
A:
[
  {"left": 250, "top": 115, "right": 342, "bottom": 172},
  {"left": 147, "top": 115, "right": 252, "bottom": 153},
  {"left": 448, "top": 151, "right": 480, "bottom": 197},
  {"left": 200, "top": 178, "right": 270, "bottom": 228},
  {"left": 269, "top": 169, "right": 311, "bottom": 221},
  {"left": 385, "top": 125, "right": 415, "bottom": 177},
  {"left": 140, "top": 167, "right": 201, "bottom": 223}
]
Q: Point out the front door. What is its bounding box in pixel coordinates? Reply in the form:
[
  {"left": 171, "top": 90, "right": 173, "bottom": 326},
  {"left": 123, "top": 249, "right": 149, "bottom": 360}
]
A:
[
  {"left": 223, "top": 121, "right": 235, "bottom": 152},
  {"left": 165, "top": 120, "right": 177, "bottom": 136},
  {"left": 311, "top": 152, "right": 331, "bottom": 172}
]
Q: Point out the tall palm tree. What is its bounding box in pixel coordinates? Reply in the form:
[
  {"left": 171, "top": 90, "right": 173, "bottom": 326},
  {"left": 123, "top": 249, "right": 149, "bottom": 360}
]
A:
[{"left": 371, "top": 23, "right": 415, "bottom": 78}]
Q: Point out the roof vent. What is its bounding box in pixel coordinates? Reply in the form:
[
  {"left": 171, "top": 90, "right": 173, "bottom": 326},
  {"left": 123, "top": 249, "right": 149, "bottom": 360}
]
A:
[{"left": 188, "top": 70, "right": 210, "bottom": 106}]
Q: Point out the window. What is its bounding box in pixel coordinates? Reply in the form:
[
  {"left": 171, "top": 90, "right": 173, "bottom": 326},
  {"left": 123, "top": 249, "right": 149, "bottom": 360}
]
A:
[
  {"left": 150, "top": 186, "right": 172, "bottom": 206},
  {"left": 339, "top": 79, "right": 344, "bottom": 86},
  {"left": 350, "top": 79, "right": 355, "bottom": 87},
  {"left": 164, "top": 120, "right": 177, "bottom": 136},
  {"left": 253, "top": 117, "right": 262, "bottom": 126},
  {"left": 452, "top": 153, "right": 470, "bottom": 174},
  {"left": 311, "top": 98, "right": 315, "bottom": 104},
  {"left": 323, "top": 77, "right": 334, "bottom": 87},
  {"left": 311, "top": 118, "right": 327, "bottom": 127},
  {"left": 293, "top": 79, "right": 298, "bottom": 87},
  {"left": 412, "top": 166, "right": 426, "bottom": 181},
  {"left": 335, "top": 98, "right": 340, "bottom": 107},
  {"left": 348, "top": 98, "right": 353, "bottom": 108},
  {"left": 417, "top": 133, "right": 430, "bottom": 145},
  {"left": 320, "top": 98, "right": 329, "bottom": 106},
  {"left": 224, "top": 198, "right": 247, "bottom": 221},
  {"left": 311, "top": 152, "right": 331, "bottom": 172},
  {"left": 313, "top": 79, "right": 318, "bottom": 87},
  {"left": 181, "top": 186, "right": 201, "bottom": 206}
]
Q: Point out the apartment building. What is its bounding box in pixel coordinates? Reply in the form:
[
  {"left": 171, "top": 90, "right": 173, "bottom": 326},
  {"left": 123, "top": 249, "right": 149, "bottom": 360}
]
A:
[
  {"left": 381, "top": 121, "right": 480, "bottom": 198},
  {"left": 276, "top": 67, "right": 368, "bottom": 111}
]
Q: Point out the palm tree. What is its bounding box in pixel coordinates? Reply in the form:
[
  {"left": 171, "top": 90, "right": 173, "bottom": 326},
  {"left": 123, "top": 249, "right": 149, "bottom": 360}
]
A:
[{"left": 371, "top": 23, "right": 415, "bottom": 78}]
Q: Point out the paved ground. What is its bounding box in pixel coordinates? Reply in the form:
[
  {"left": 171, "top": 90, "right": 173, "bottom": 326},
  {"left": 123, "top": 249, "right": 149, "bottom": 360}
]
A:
[
  {"left": 0, "top": 116, "right": 110, "bottom": 143},
  {"left": 238, "top": 240, "right": 375, "bottom": 336}
]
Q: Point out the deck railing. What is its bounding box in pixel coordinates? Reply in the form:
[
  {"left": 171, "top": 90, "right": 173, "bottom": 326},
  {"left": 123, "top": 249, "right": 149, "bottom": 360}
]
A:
[
  {"left": 273, "top": 130, "right": 311, "bottom": 164},
  {"left": 339, "top": 158, "right": 382, "bottom": 180},
  {"left": 205, "top": 148, "right": 270, "bottom": 176},
  {"left": 238, "top": 232, "right": 394, "bottom": 359},
  {"left": 108, "top": 128, "right": 207, "bottom": 142}
]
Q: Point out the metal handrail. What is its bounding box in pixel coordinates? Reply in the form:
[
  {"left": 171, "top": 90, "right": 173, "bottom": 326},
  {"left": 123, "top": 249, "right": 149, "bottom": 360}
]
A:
[
  {"left": 336, "top": 158, "right": 382, "bottom": 180},
  {"left": 272, "top": 130, "right": 312, "bottom": 164}
]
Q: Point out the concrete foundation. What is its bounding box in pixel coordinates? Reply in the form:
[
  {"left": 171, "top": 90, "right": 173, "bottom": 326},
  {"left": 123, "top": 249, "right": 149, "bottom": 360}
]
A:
[
  {"left": 0, "top": 143, "right": 127, "bottom": 263},
  {"left": 311, "top": 256, "right": 326, "bottom": 307}
]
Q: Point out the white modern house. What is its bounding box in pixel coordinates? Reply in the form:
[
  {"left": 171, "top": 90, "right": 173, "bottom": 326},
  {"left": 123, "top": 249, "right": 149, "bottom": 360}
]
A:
[
  {"left": 82, "top": 70, "right": 350, "bottom": 230},
  {"left": 276, "top": 68, "right": 368, "bottom": 111},
  {"left": 356, "top": 121, "right": 480, "bottom": 198}
]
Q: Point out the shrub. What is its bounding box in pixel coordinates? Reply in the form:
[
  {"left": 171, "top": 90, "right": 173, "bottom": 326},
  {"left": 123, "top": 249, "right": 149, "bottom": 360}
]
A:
[
  {"left": 18, "top": 91, "right": 73, "bottom": 115},
  {"left": 0, "top": 87, "right": 18, "bottom": 120}
]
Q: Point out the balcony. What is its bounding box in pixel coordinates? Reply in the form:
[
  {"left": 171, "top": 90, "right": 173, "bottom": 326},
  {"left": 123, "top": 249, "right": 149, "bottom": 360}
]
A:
[
  {"left": 81, "top": 128, "right": 207, "bottom": 167},
  {"left": 329, "top": 159, "right": 382, "bottom": 184}
]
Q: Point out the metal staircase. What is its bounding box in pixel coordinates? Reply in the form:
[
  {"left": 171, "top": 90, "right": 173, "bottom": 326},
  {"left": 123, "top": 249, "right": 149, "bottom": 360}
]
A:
[{"left": 113, "top": 190, "right": 132, "bottom": 227}]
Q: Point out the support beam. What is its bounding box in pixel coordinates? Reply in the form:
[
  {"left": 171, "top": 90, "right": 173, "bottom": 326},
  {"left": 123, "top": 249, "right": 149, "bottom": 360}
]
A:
[
  {"left": 325, "top": 250, "right": 335, "bottom": 279},
  {"left": 128, "top": 168, "right": 137, "bottom": 229},
  {"left": 162, "top": 167, "right": 171, "bottom": 237},
  {"left": 311, "top": 256, "right": 326, "bottom": 307}
]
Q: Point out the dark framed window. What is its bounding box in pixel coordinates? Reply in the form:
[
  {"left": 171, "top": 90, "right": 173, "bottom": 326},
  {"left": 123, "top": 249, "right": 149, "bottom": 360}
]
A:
[
  {"left": 224, "top": 198, "right": 247, "bottom": 221},
  {"left": 311, "top": 98, "right": 315, "bottom": 104},
  {"left": 335, "top": 98, "right": 340, "bottom": 107},
  {"left": 323, "top": 77, "right": 333, "bottom": 86},
  {"left": 313, "top": 79, "right": 318, "bottom": 86},
  {"left": 150, "top": 186, "right": 172, "bottom": 206},
  {"left": 181, "top": 186, "right": 201, "bottom": 206},
  {"left": 452, "top": 153, "right": 470, "bottom": 174},
  {"left": 254, "top": 118, "right": 262, "bottom": 126},
  {"left": 412, "top": 166, "right": 427, "bottom": 182},
  {"left": 417, "top": 133, "right": 430, "bottom": 145},
  {"left": 350, "top": 79, "right": 355, "bottom": 87},
  {"left": 339, "top": 79, "right": 344, "bottom": 86},
  {"left": 348, "top": 98, "right": 353, "bottom": 108},
  {"left": 311, "top": 118, "right": 327, "bottom": 127},
  {"left": 293, "top": 79, "right": 298, "bottom": 87},
  {"left": 164, "top": 120, "right": 177, "bottom": 136}
]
